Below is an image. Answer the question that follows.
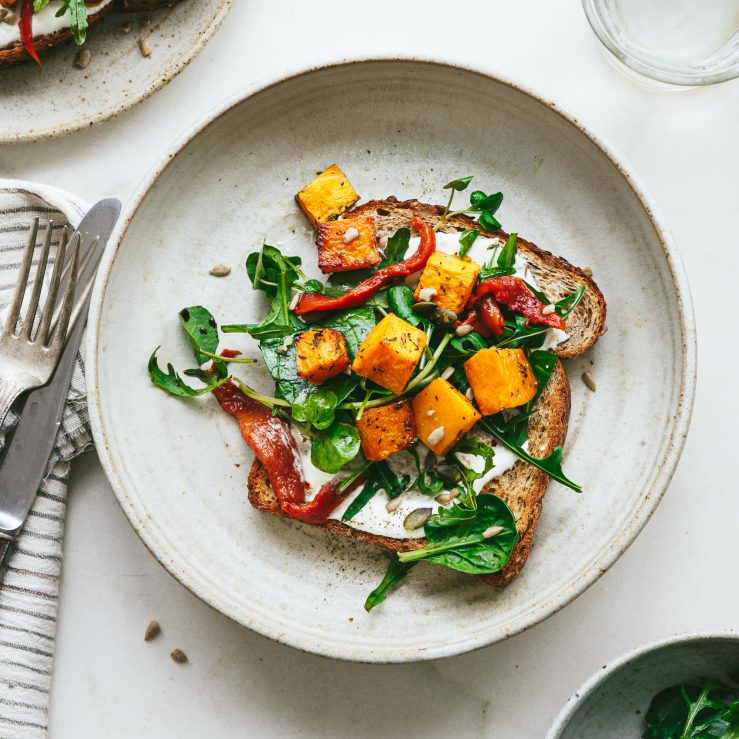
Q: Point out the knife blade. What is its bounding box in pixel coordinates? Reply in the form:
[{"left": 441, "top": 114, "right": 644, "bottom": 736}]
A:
[{"left": 0, "top": 198, "right": 121, "bottom": 544}]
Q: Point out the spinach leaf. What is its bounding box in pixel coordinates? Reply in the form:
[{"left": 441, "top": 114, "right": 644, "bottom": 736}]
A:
[
  {"left": 311, "top": 422, "right": 361, "bottom": 474},
  {"left": 340, "top": 459, "right": 411, "bottom": 522},
  {"left": 452, "top": 437, "right": 496, "bottom": 502},
  {"left": 644, "top": 684, "right": 739, "bottom": 739},
  {"left": 364, "top": 555, "right": 416, "bottom": 612},
  {"left": 322, "top": 307, "right": 376, "bottom": 358},
  {"left": 480, "top": 417, "right": 582, "bottom": 492},
  {"left": 387, "top": 285, "right": 422, "bottom": 326},
  {"left": 379, "top": 227, "right": 411, "bottom": 269},
  {"left": 397, "top": 494, "right": 517, "bottom": 574},
  {"left": 458, "top": 229, "right": 480, "bottom": 258},
  {"left": 178, "top": 306, "right": 219, "bottom": 365},
  {"left": 444, "top": 176, "right": 473, "bottom": 192},
  {"left": 449, "top": 331, "right": 487, "bottom": 357},
  {"left": 293, "top": 389, "right": 338, "bottom": 430},
  {"left": 497, "top": 233, "right": 518, "bottom": 269},
  {"left": 341, "top": 481, "right": 382, "bottom": 522},
  {"left": 408, "top": 448, "right": 445, "bottom": 496},
  {"left": 148, "top": 349, "right": 230, "bottom": 397}
]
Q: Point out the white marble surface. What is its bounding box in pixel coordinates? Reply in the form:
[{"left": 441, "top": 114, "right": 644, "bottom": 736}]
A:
[{"left": 1, "top": 0, "right": 738, "bottom": 736}]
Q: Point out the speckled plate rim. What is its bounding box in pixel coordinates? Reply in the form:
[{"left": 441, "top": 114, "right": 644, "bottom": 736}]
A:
[
  {"left": 0, "top": 0, "right": 234, "bottom": 145},
  {"left": 545, "top": 631, "right": 739, "bottom": 738},
  {"left": 87, "top": 56, "right": 698, "bottom": 663}
]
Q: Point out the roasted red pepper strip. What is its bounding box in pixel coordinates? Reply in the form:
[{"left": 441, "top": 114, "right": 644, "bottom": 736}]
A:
[
  {"left": 295, "top": 216, "right": 436, "bottom": 316},
  {"left": 212, "top": 354, "right": 361, "bottom": 523},
  {"left": 19, "top": 0, "right": 41, "bottom": 66},
  {"left": 479, "top": 296, "right": 505, "bottom": 336},
  {"left": 473, "top": 276, "right": 565, "bottom": 330}
]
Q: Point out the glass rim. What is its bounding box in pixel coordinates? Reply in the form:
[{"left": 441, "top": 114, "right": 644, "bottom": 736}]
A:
[{"left": 582, "top": 0, "right": 739, "bottom": 86}]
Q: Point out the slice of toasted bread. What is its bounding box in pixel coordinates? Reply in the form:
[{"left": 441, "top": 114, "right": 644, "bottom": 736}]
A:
[
  {"left": 245, "top": 197, "right": 604, "bottom": 587},
  {"left": 350, "top": 198, "right": 606, "bottom": 359},
  {"left": 0, "top": 3, "right": 112, "bottom": 65},
  {"left": 115, "top": 0, "right": 181, "bottom": 11}
]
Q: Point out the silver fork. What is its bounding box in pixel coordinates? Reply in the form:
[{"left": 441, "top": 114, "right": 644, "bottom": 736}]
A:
[{"left": 0, "top": 218, "right": 80, "bottom": 429}]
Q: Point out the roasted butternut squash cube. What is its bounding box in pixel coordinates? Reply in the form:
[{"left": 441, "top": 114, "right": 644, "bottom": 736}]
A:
[
  {"left": 295, "top": 328, "right": 350, "bottom": 385},
  {"left": 316, "top": 217, "right": 381, "bottom": 273},
  {"left": 356, "top": 399, "right": 417, "bottom": 461},
  {"left": 413, "top": 251, "right": 480, "bottom": 315},
  {"left": 351, "top": 314, "right": 427, "bottom": 395},
  {"left": 295, "top": 164, "right": 360, "bottom": 225},
  {"left": 464, "top": 347, "right": 538, "bottom": 415},
  {"left": 412, "top": 378, "right": 481, "bottom": 456}
]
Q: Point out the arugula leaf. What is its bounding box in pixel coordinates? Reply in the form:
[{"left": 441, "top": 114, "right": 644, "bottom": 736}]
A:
[
  {"left": 452, "top": 437, "right": 496, "bottom": 502},
  {"left": 178, "top": 306, "right": 219, "bottom": 365},
  {"left": 340, "top": 459, "right": 411, "bottom": 522},
  {"left": 479, "top": 264, "right": 516, "bottom": 281},
  {"left": 556, "top": 284, "right": 586, "bottom": 319},
  {"left": 444, "top": 176, "right": 473, "bottom": 192},
  {"left": 397, "top": 494, "right": 518, "bottom": 574},
  {"left": 480, "top": 417, "right": 582, "bottom": 492},
  {"left": 497, "top": 233, "right": 518, "bottom": 269},
  {"left": 449, "top": 331, "right": 487, "bottom": 357},
  {"left": 379, "top": 227, "right": 411, "bottom": 269},
  {"left": 341, "top": 480, "right": 382, "bottom": 522},
  {"left": 148, "top": 349, "right": 229, "bottom": 397},
  {"left": 458, "top": 229, "right": 480, "bottom": 258},
  {"left": 364, "top": 556, "right": 416, "bottom": 612},
  {"left": 407, "top": 448, "right": 444, "bottom": 496},
  {"left": 322, "top": 307, "right": 376, "bottom": 358},
  {"left": 644, "top": 684, "right": 739, "bottom": 739},
  {"left": 311, "top": 422, "right": 361, "bottom": 474},
  {"left": 51, "top": 0, "right": 87, "bottom": 45}
]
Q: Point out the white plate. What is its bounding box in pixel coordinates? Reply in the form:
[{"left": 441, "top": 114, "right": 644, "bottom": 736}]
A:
[
  {"left": 0, "top": 0, "right": 232, "bottom": 144},
  {"left": 88, "top": 59, "right": 696, "bottom": 662},
  {"left": 546, "top": 633, "right": 739, "bottom": 737}
]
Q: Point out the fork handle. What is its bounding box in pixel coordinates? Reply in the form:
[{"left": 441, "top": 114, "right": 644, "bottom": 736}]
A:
[
  {"left": 0, "top": 377, "right": 24, "bottom": 431},
  {"left": 0, "top": 531, "right": 17, "bottom": 582}
]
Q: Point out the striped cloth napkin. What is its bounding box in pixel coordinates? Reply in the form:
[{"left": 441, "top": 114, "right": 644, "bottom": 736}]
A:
[{"left": 0, "top": 181, "right": 91, "bottom": 738}]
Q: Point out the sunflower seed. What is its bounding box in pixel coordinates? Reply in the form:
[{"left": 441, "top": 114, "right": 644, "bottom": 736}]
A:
[
  {"left": 170, "top": 649, "right": 188, "bottom": 664},
  {"left": 144, "top": 621, "right": 160, "bottom": 641},
  {"left": 418, "top": 287, "right": 437, "bottom": 302},
  {"left": 288, "top": 292, "right": 300, "bottom": 311},
  {"left": 541, "top": 304, "right": 556, "bottom": 315},
  {"left": 455, "top": 323, "right": 474, "bottom": 337},
  {"left": 465, "top": 387, "right": 474, "bottom": 401},
  {"left": 139, "top": 37, "right": 152, "bottom": 57},
  {"left": 342, "top": 227, "right": 360, "bottom": 244},
  {"left": 386, "top": 495, "right": 404, "bottom": 513},
  {"left": 209, "top": 263, "right": 231, "bottom": 277},
  {"left": 74, "top": 49, "right": 91, "bottom": 69},
  {"left": 379, "top": 235, "right": 389, "bottom": 250},
  {"left": 440, "top": 366, "right": 454, "bottom": 381},
  {"left": 582, "top": 371, "right": 596, "bottom": 392},
  {"left": 583, "top": 266, "right": 593, "bottom": 277},
  {"left": 403, "top": 508, "right": 432, "bottom": 531},
  {"left": 426, "top": 426, "right": 445, "bottom": 446},
  {"left": 483, "top": 525, "right": 504, "bottom": 539}
]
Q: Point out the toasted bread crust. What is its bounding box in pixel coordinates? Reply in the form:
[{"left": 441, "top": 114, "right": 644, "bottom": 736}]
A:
[
  {"left": 350, "top": 197, "right": 607, "bottom": 359},
  {"left": 244, "top": 195, "right": 603, "bottom": 588},
  {"left": 248, "top": 359, "right": 570, "bottom": 587}
]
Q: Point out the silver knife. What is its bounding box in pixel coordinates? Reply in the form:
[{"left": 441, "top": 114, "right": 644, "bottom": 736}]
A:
[{"left": 0, "top": 198, "right": 121, "bottom": 573}]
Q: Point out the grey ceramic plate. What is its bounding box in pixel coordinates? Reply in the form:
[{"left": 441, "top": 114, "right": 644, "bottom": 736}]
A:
[
  {"left": 87, "top": 59, "right": 696, "bottom": 662},
  {"left": 0, "top": 0, "right": 232, "bottom": 144},
  {"left": 547, "top": 633, "right": 739, "bottom": 737}
]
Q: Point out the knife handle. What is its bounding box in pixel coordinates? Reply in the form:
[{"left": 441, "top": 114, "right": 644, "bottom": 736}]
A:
[{"left": 0, "top": 531, "right": 16, "bottom": 580}]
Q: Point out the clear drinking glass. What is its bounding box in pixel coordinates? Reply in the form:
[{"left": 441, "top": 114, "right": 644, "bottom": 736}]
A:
[{"left": 582, "top": 0, "right": 739, "bottom": 86}]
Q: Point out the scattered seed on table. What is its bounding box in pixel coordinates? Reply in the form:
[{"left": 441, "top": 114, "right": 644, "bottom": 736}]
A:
[
  {"left": 209, "top": 263, "right": 231, "bottom": 277},
  {"left": 139, "top": 37, "right": 152, "bottom": 57},
  {"left": 582, "top": 266, "right": 593, "bottom": 277},
  {"left": 144, "top": 620, "right": 161, "bottom": 641},
  {"left": 120, "top": 22, "right": 133, "bottom": 33},
  {"left": 170, "top": 649, "right": 188, "bottom": 664},
  {"left": 582, "top": 371, "right": 596, "bottom": 392},
  {"left": 74, "top": 49, "right": 91, "bottom": 69}
]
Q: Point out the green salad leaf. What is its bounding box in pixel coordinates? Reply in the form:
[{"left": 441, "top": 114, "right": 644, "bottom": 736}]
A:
[
  {"left": 341, "top": 460, "right": 410, "bottom": 522},
  {"left": 480, "top": 417, "right": 582, "bottom": 492},
  {"left": 397, "top": 494, "right": 518, "bottom": 574},
  {"left": 148, "top": 349, "right": 229, "bottom": 397},
  {"left": 458, "top": 229, "right": 480, "bottom": 258},
  {"left": 497, "top": 232, "right": 518, "bottom": 269},
  {"left": 322, "top": 307, "right": 376, "bottom": 358},
  {"left": 364, "top": 555, "right": 416, "bottom": 612},
  {"left": 311, "top": 422, "right": 361, "bottom": 474},
  {"left": 178, "top": 306, "right": 219, "bottom": 365},
  {"left": 379, "top": 227, "right": 411, "bottom": 269},
  {"left": 644, "top": 683, "right": 739, "bottom": 739},
  {"left": 443, "top": 176, "right": 474, "bottom": 192}
]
